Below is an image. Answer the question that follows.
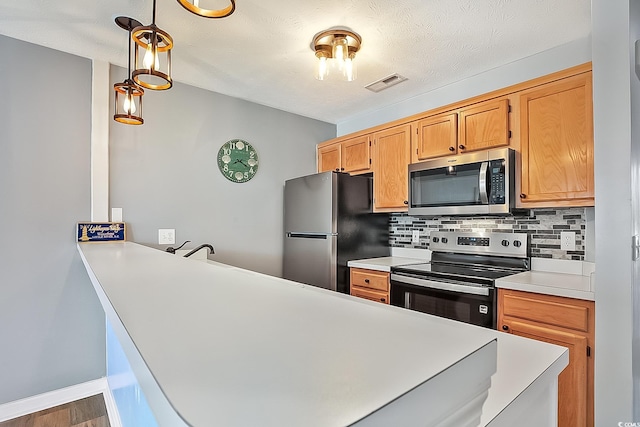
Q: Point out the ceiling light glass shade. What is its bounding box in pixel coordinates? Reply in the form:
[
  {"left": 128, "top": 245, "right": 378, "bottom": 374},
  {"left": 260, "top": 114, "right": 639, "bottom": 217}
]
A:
[
  {"left": 312, "top": 29, "right": 361, "bottom": 82},
  {"left": 177, "top": 0, "right": 236, "bottom": 18},
  {"left": 114, "top": 79, "right": 144, "bottom": 125},
  {"left": 132, "top": 24, "right": 173, "bottom": 90}
]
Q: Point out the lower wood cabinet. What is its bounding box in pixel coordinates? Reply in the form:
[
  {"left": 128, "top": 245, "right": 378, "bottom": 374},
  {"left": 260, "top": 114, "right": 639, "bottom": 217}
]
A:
[
  {"left": 350, "top": 268, "right": 390, "bottom": 304},
  {"left": 498, "top": 289, "right": 594, "bottom": 427}
]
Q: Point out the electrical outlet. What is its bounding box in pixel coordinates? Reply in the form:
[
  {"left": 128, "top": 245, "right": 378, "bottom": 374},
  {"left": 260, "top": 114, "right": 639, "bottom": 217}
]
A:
[
  {"left": 412, "top": 230, "right": 420, "bottom": 244},
  {"left": 560, "top": 231, "right": 575, "bottom": 251},
  {"left": 158, "top": 228, "right": 175, "bottom": 245}
]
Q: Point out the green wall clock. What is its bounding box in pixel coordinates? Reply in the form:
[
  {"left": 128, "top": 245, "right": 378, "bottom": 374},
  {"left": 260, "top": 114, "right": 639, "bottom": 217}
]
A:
[{"left": 217, "top": 139, "right": 259, "bottom": 183}]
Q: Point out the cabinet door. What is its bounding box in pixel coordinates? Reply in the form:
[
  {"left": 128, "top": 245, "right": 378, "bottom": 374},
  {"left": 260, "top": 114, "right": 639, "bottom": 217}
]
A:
[
  {"left": 501, "top": 319, "right": 588, "bottom": 427},
  {"left": 373, "top": 124, "right": 412, "bottom": 212},
  {"left": 414, "top": 112, "right": 458, "bottom": 161},
  {"left": 458, "top": 98, "right": 510, "bottom": 153},
  {"left": 318, "top": 144, "right": 341, "bottom": 173},
  {"left": 342, "top": 135, "right": 372, "bottom": 174},
  {"left": 519, "top": 73, "right": 594, "bottom": 205}
]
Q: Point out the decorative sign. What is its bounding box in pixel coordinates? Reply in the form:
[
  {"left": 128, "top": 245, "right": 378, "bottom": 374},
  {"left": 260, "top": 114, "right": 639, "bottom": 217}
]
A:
[{"left": 77, "top": 222, "right": 126, "bottom": 242}]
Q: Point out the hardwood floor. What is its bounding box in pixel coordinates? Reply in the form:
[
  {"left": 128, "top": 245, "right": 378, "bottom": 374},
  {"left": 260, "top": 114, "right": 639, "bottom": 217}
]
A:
[{"left": 0, "top": 394, "right": 110, "bottom": 427}]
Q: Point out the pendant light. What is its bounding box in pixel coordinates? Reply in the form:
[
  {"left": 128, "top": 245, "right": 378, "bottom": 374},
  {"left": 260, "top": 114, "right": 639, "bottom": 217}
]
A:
[
  {"left": 113, "top": 17, "right": 144, "bottom": 125},
  {"left": 132, "top": 0, "right": 174, "bottom": 90},
  {"left": 177, "top": 0, "right": 236, "bottom": 18}
]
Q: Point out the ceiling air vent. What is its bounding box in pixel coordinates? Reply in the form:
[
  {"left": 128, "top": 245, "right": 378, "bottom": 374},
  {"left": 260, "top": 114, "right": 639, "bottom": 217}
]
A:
[{"left": 365, "top": 73, "right": 408, "bottom": 93}]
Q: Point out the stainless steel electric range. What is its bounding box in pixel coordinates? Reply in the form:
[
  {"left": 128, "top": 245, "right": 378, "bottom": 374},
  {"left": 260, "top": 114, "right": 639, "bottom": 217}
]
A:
[{"left": 390, "top": 231, "right": 530, "bottom": 329}]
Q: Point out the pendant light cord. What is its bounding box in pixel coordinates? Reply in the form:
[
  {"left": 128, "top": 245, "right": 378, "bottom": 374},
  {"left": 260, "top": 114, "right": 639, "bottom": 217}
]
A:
[{"left": 152, "top": 0, "right": 157, "bottom": 25}]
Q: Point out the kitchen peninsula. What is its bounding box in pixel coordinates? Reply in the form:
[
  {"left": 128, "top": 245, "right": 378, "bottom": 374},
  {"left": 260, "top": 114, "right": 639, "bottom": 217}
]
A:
[{"left": 78, "top": 242, "right": 568, "bottom": 427}]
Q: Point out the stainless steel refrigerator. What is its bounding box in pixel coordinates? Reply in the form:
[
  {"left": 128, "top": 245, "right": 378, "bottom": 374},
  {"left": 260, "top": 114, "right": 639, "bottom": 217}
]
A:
[{"left": 283, "top": 171, "right": 390, "bottom": 293}]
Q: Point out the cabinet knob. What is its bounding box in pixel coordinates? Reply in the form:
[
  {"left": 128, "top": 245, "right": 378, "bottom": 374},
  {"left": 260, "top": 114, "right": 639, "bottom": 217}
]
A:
[
  {"left": 502, "top": 325, "right": 509, "bottom": 331},
  {"left": 449, "top": 146, "right": 455, "bottom": 152},
  {"left": 380, "top": 298, "right": 386, "bottom": 303},
  {"left": 458, "top": 145, "right": 465, "bottom": 150},
  {"left": 335, "top": 168, "right": 340, "bottom": 172},
  {"left": 364, "top": 279, "right": 370, "bottom": 283},
  {"left": 403, "top": 200, "right": 409, "bottom": 205},
  {"left": 520, "top": 193, "right": 526, "bottom": 199},
  {"left": 340, "top": 167, "right": 344, "bottom": 171}
]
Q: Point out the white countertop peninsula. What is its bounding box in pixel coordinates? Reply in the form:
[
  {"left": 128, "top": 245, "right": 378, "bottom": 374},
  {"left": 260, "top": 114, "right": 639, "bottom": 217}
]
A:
[{"left": 78, "top": 242, "right": 567, "bottom": 427}]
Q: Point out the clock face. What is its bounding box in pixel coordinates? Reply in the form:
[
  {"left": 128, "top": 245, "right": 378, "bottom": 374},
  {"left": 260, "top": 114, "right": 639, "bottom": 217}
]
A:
[{"left": 217, "top": 139, "right": 259, "bottom": 183}]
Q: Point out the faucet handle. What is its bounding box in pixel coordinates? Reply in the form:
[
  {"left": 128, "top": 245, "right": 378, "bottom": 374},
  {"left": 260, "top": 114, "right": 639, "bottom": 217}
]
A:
[{"left": 166, "top": 240, "right": 191, "bottom": 254}]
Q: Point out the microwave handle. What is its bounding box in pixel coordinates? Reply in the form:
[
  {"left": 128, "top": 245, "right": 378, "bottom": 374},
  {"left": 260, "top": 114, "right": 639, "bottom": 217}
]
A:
[{"left": 479, "top": 161, "right": 489, "bottom": 204}]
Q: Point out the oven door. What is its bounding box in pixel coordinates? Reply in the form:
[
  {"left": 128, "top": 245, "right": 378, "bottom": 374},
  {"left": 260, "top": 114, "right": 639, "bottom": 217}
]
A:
[{"left": 390, "top": 274, "right": 496, "bottom": 329}]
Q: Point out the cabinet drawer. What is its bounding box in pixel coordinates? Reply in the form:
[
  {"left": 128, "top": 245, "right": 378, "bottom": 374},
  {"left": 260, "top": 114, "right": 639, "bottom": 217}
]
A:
[
  {"left": 350, "top": 268, "right": 389, "bottom": 292},
  {"left": 500, "top": 290, "right": 592, "bottom": 333},
  {"left": 350, "top": 286, "right": 389, "bottom": 304}
]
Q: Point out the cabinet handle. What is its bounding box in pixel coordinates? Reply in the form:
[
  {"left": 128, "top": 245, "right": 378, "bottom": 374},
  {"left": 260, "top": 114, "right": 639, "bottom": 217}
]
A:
[
  {"left": 519, "top": 193, "right": 526, "bottom": 199},
  {"left": 364, "top": 279, "right": 370, "bottom": 283},
  {"left": 458, "top": 144, "right": 465, "bottom": 150},
  {"left": 502, "top": 325, "right": 509, "bottom": 331},
  {"left": 403, "top": 200, "right": 409, "bottom": 205},
  {"left": 449, "top": 147, "right": 455, "bottom": 152}
]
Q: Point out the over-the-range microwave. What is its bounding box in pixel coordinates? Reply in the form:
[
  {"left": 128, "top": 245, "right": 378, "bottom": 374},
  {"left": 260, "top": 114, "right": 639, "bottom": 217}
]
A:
[{"left": 408, "top": 147, "right": 516, "bottom": 216}]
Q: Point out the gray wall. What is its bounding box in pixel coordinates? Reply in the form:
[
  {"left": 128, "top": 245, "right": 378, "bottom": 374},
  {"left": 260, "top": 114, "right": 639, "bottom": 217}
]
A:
[
  {"left": 109, "top": 66, "right": 336, "bottom": 277},
  {"left": 629, "top": 0, "right": 640, "bottom": 418},
  {"left": 592, "top": 0, "right": 635, "bottom": 423},
  {"left": 0, "top": 35, "right": 105, "bottom": 404}
]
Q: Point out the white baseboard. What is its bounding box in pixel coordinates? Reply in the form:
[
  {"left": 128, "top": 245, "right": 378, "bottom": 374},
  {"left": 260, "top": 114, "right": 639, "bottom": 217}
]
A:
[{"left": 0, "top": 378, "right": 120, "bottom": 426}]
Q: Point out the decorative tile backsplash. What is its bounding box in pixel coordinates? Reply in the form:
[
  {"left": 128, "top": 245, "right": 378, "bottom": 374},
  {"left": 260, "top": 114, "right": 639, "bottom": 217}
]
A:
[{"left": 389, "top": 208, "right": 586, "bottom": 260}]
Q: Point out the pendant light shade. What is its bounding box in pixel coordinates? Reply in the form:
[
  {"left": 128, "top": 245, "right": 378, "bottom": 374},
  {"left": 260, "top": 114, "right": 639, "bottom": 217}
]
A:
[
  {"left": 132, "top": 0, "right": 173, "bottom": 90},
  {"left": 114, "top": 16, "right": 144, "bottom": 125},
  {"left": 177, "top": 0, "right": 236, "bottom": 18}
]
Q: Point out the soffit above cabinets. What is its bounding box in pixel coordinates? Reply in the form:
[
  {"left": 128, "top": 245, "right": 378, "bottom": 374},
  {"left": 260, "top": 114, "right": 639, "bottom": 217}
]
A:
[{"left": 0, "top": 0, "right": 590, "bottom": 124}]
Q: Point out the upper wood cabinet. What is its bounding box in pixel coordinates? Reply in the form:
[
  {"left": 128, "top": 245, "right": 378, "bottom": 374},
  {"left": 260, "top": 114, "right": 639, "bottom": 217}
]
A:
[
  {"left": 519, "top": 72, "right": 594, "bottom": 206},
  {"left": 373, "top": 124, "right": 412, "bottom": 212},
  {"left": 498, "top": 289, "right": 595, "bottom": 427},
  {"left": 413, "top": 98, "right": 510, "bottom": 162},
  {"left": 414, "top": 112, "right": 458, "bottom": 161},
  {"left": 458, "top": 98, "right": 510, "bottom": 153},
  {"left": 317, "top": 134, "right": 372, "bottom": 174}
]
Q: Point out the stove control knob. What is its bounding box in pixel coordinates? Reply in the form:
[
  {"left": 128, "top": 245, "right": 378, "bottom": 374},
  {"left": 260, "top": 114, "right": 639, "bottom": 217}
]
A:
[
  {"left": 432, "top": 237, "right": 439, "bottom": 243},
  {"left": 441, "top": 237, "right": 448, "bottom": 244},
  {"left": 513, "top": 240, "right": 522, "bottom": 248},
  {"left": 501, "top": 239, "right": 509, "bottom": 247}
]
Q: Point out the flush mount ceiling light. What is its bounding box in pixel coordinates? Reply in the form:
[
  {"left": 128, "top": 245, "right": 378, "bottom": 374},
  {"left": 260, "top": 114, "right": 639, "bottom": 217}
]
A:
[
  {"left": 132, "top": 0, "right": 174, "bottom": 90},
  {"left": 177, "top": 0, "right": 236, "bottom": 18},
  {"left": 113, "top": 16, "right": 144, "bottom": 125},
  {"left": 312, "top": 28, "right": 362, "bottom": 82}
]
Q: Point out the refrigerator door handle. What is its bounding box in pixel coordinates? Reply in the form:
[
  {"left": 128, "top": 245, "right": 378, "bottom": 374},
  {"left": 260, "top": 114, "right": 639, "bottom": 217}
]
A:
[{"left": 287, "top": 232, "right": 338, "bottom": 239}]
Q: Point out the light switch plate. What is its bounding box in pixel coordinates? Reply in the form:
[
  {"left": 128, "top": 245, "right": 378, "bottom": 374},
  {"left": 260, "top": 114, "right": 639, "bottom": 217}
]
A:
[
  {"left": 158, "top": 229, "right": 175, "bottom": 245},
  {"left": 560, "top": 231, "right": 575, "bottom": 251},
  {"left": 111, "top": 207, "right": 123, "bottom": 223},
  {"left": 412, "top": 230, "right": 420, "bottom": 244}
]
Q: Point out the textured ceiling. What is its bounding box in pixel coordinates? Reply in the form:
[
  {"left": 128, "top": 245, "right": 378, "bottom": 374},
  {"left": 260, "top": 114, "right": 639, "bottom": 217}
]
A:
[{"left": 0, "top": 0, "right": 591, "bottom": 124}]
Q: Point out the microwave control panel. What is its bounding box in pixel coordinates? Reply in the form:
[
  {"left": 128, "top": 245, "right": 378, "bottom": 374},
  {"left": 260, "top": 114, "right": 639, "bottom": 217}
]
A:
[{"left": 489, "top": 159, "right": 506, "bottom": 205}]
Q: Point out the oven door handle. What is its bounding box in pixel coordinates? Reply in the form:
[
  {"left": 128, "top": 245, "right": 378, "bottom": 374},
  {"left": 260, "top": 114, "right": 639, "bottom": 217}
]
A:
[
  {"left": 479, "top": 161, "right": 489, "bottom": 204},
  {"left": 390, "top": 274, "right": 490, "bottom": 296}
]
